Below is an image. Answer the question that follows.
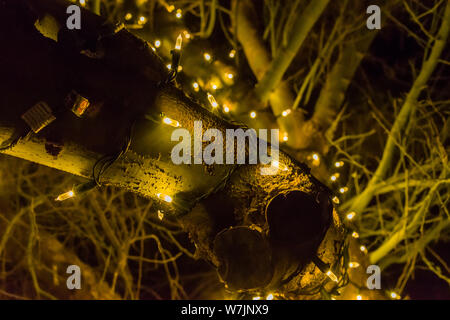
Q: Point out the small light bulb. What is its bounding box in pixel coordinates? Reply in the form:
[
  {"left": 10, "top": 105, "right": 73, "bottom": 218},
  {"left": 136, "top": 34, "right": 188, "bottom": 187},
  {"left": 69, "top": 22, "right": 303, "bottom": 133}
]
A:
[
  {"left": 207, "top": 93, "right": 218, "bottom": 108},
  {"left": 335, "top": 161, "right": 344, "bottom": 167},
  {"left": 167, "top": 5, "right": 175, "bottom": 12},
  {"left": 346, "top": 212, "right": 356, "bottom": 220},
  {"left": 175, "top": 34, "right": 182, "bottom": 50},
  {"left": 252, "top": 296, "right": 261, "bottom": 300},
  {"left": 348, "top": 262, "right": 360, "bottom": 268},
  {"left": 157, "top": 193, "right": 172, "bottom": 203},
  {"left": 193, "top": 82, "right": 199, "bottom": 91},
  {"left": 177, "top": 65, "right": 183, "bottom": 72},
  {"left": 360, "top": 245, "right": 367, "bottom": 253},
  {"left": 271, "top": 160, "right": 288, "bottom": 171},
  {"left": 332, "top": 196, "right": 340, "bottom": 204},
  {"left": 352, "top": 231, "right": 359, "bottom": 238},
  {"left": 211, "top": 83, "right": 218, "bottom": 90},
  {"left": 330, "top": 173, "right": 340, "bottom": 181},
  {"left": 390, "top": 292, "right": 400, "bottom": 299},
  {"left": 138, "top": 16, "right": 147, "bottom": 25},
  {"left": 226, "top": 73, "right": 233, "bottom": 79},
  {"left": 266, "top": 293, "right": 274, "bottom": 300},
  {"left": 356, "top": 295, "right": 362, "bottom": 300},
  {"left": 282, "top": 133, "right": 288, "bottom": 142},
  {"left": 162, "top": 117, "right": 180, "bottom": 128},
  {"left": 204, "top": 53, "right": 211, "bottom": 61},
  {"left": 311, "top": 153, "right": 320, "bottom": 166},
  {"left": 175, "top": 9, "right": 182, "bottom": 19},
  {"left": 167, "top": 64, "right": 172, "bottom": 70},
  {"left": 184, "top": 31, "right": 191, "bottom": 39},
  {"left": 339, "top": 187, "right": 348, "bottom": 194},
  {"left": 80, "top": 0, "right": 86, "bottom": 6},
  {"left": 154, "top": 40, "right": 161, "bottom": 48},
  {"left": 250, "top": 111, "right": 256, "bottom": 119},
  {"left": 281, "top": 109, "right": 291, "bottom": 117},
  {"left": 124, "top": 13, "right": 133, "bottom": 21},
  {"left": 326, "top": 270, "right": 338, "bottom": 282},
  {"left": 223, "top": 105, "right": 230, "bottom": 113},
  {"left": 55, "top": 190, "right": 75, "bottom": 201},
  {"left": 229, "top": 49, "right": 236, "bottom": 58}
]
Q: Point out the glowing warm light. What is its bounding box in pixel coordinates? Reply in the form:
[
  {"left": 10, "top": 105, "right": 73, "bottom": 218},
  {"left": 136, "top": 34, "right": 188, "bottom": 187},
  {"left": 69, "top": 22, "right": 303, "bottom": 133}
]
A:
[
  {"left": 356, "top": 295, "right": 362, "bottom": 300},
  {"left": 271, "top": 160, "right": 288, "bottom": 171},
  {"left": 207, "top": 93, "right": 218, "bottom": 108},
  {"left": 193, "top": 82, "right": 199, "bottom": 91},
  {"left": 346, "top": 212, "right": 356, "bottom": 220},
  {"left": 390, "top": 292, "right": 400, "bottom": 299},
  {"left": 167, "top": 5, "right": 175, "bottom": 12},
  {"left": 175, "top": 9, "right": 182, "bottom": 19},
  {"left": 282, "top": 133, "right": 288, "bottom": 142},
  {"left": 332, "top": 196, "right": 340, "bottom": 204},
  {"left": 55, "top": 190, "right": 75, "bottom": 201},
  {"left": 360, "top": 245, "right": 368, "bottom": 253},
  {"left": 229, "top": 49, "right": 236, "bottom": 58},
  {"left": 330, "top": 173, "right": 340, "bottom": 181},
  {"left": 211, "top": 83, "right": 218, "bottom": 90},
  {"left": 79, "top": 0, "right": 86, "bottom": 6},
  {"left": 352, "top": 231, "right": 359, "bottom": 238},
  {"left": 167, "top": 64, "right": 172, "bottom": 70},
  {"left": 223, "top": 105, "right": 230, "bottom": 113},
  {"left": 177, "top": 65, "right": 183, "bottom": 72},
  {"left": 326, "top": 270, "right": 338, "bottom": 282},
  {"left": 226, "top": 73, "right": 234, "bottom": 79},
  {"left": 124, "top": 13, "right": 133, "bottom": 21},
  {"left": 157, "top": 193, "right": 172, "bottom": 203},
  {"left": 281, "top": 109, "right": 291, "bottom": 117},
  {"left": 266, "top": 293, "right": 274, "bottom": 300},
  {"left": 162, "top": 117, "right": 180, "bottom": 128},
  {"left": 204, "top": 53, "right": 212, "bottom": 62},
  {"left": 154, "top": 40, "right": 161, "bottom": 48},
  {"left": 250, "top": 111, "right": 257, "bottom": 119},
  {"left": 184, "top": 31, "right": 191, "bottom": 39},
  {"left": 175, "top": 34, "right": 183, "bottom": 50},
  {"left": 157, "top": 210, "right": 164, "bottom": 220},
  {"left": 138, "top": 16, "right": 147, "bottom": 25},
  {"left": 335, "top": 161, "right": 344, "bottom": 167},
  {"left": 339, "top": 187, "right": 348, "bottom": 194},
  {"left": 348, "top": 262, "right": 360, "bottom": 268},
  {"left": 311, "top": 154, "right": 320, "bottom": 166},
  {"left": 252, "top": 296, "right": 261, "bottom": 300}
]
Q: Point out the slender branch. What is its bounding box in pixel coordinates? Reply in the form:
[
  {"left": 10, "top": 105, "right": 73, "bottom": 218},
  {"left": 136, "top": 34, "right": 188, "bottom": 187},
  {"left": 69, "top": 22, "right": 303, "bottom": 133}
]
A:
[
  {"left": 254, "top": 0, "right": 330, "bottom": 102},
  {"left": 348, "top": 0, "right": 450, "bottom": 215}
]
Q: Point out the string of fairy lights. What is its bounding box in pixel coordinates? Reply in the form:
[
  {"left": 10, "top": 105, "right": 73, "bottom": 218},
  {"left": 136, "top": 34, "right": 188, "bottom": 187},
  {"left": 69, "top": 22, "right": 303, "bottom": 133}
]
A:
[{"left": 55, "top": 0, "right": 403, "bottom": 301}]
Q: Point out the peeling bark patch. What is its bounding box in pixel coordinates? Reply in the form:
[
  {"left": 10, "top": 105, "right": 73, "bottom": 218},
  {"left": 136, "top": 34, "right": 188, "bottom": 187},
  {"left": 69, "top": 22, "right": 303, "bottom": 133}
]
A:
[{"left": 45, "top": 140, "right": 63, "bottom": 158}]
